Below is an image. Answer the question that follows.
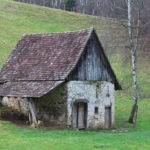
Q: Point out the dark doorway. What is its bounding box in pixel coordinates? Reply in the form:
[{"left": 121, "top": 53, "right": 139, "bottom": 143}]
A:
[
  {"left": 73, "top": 101, "right": 87, "bottom": 129},
  {"left": 105, "top": 106, "right": 111, "bottom": 128}
]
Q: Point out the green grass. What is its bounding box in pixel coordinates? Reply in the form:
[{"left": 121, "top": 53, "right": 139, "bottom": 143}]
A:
[
  {"left": 0, "top": 96, "right": 150, "bottom": 150},
  {"left": 0, "top": 1, "right": 149, "bottom": 149}
]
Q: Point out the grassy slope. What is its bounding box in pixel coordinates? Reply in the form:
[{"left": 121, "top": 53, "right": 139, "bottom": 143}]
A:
[
  {"left": 0, "top": 0, "right": 124, "bottom": 65},
  {"left": 0, "top": 97, "right": 150, "bottom": 150},
  {"left": 0, "top": 1, "right": 149, "bottom": 150}
]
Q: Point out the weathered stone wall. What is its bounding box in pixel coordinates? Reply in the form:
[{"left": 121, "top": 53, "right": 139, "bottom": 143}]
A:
[
  {"left": 1, "top": 81, "right": 115, "bottom": 129},
  {"left": 35, "top": 83, "right": 67, "bottom": 127},
  {"left": 1, "top": 97, "right": 29, "bottom": 115},
  {"left": 67, "top": 81, "right": 115, "bottom": 129}
]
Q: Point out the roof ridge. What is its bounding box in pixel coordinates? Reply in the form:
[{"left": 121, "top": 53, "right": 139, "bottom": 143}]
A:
[{"left": 22, "top": 27, "right": 94, "bottom": 37}]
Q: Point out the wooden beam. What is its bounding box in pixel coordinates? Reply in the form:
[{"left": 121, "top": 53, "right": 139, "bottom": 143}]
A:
[{"left": 28, "top": 98, "right": 38, "bottom": 126}]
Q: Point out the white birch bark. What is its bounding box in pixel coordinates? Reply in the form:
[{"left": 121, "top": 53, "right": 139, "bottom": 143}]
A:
[{"left": 128, "top": 0, "right": 139, "bottom": 124}]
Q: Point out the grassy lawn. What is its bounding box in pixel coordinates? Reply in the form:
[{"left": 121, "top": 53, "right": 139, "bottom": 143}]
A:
[
  {"left": 0, "top": 95, "right": 150, "bottom": 150},
  {"left": 0, "top": 0, "right": 149, "bottom": 150}
]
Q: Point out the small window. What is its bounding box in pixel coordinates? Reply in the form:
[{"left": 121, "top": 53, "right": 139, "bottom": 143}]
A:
[{"left": 94, "top": 107, "right": 99, "bottom": 114}]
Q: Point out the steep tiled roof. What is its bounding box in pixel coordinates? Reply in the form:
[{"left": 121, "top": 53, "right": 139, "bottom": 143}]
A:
[
  {"left": 0, "top": 29, "right": 92, "bottom": 81},
  {"left": 0, "top": 28, "right": 121, "bottom": 97},
  {"left": 0, "top": 28, "right": 93, "bottom": 97}
]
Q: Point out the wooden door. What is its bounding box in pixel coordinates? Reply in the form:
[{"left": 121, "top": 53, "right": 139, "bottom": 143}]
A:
[
  {"left": 77, "top": 102, "right": 87, "bottom": 129},
  {"left": 105, "top": 106, "right": 111, "bottom": 128}
]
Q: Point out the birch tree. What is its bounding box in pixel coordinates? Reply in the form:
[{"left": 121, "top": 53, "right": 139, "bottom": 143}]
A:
[{"left": 127, "top": 0, "right": 143, "bottom": 125}]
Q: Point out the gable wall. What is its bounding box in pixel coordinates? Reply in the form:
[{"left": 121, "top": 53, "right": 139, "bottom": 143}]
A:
[
  {"left": 67, "top": 81, "right": 115, "bottom": 129},
  {"left": 68, "top": 32, "right": 113, "bottom": 82}
]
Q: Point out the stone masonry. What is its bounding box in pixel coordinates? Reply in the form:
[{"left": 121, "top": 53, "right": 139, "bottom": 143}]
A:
[{"left": 67, "top": 81, "right": 115, "bottom": 129}]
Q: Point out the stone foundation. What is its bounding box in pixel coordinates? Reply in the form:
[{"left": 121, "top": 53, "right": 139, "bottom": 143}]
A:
[{"left": 1, "top": 97, "right": 29, "bottom": 116}]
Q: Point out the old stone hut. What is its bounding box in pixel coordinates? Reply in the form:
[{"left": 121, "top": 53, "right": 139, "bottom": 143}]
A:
[{"left": 0, "top": 28, "right": 121, "bottom": 129}]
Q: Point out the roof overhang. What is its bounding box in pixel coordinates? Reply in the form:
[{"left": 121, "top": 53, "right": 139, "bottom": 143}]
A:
[{"left": 0, "top": 80, "right": 63, "bottom": 98}]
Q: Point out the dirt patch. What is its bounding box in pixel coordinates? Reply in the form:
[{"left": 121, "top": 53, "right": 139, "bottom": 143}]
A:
[{"left": 0, "top": 107, "right": 29, "bottom": 126}]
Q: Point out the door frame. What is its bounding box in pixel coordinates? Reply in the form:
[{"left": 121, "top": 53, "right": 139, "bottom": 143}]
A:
[
  {"left": 104, "top": 106, "right": 112, "bottom": 128},
  {"left": 72, "top": 99, "right": 88, "bottom": 129}
]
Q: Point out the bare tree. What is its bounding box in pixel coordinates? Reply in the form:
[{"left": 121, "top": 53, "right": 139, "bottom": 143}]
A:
[{"left": 127, "top": 0, "right": 143, "bottom": 125}]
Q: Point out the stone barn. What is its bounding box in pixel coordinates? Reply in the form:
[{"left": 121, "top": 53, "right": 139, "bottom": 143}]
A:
[{"left": 0, "top": 28, "right": 121, "bottom": 129}]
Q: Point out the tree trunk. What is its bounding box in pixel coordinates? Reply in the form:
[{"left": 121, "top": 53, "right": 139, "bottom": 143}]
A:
[
  {"left": 129, "top": 100, "right": 138, "bottom": 124},
  {"left": 128, "top": 0, "right": 139, "bottom": 125},
  {"left": 128, "top": 45, "right": 138, "bottom": 124}
]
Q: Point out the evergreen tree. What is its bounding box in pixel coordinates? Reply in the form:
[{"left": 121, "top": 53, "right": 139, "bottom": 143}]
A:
[{"left": 65, "top": 0, "right": 76, "bottom": 11}]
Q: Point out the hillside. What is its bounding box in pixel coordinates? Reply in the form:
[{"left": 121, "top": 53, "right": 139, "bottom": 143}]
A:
[
  {"left": 0, "top": 1, "right": 149, "bottom": 150},
  {"left": 0, "top": 0, "right": 126, "bottom": 63},
  {"left": 0, "top": 0, "right": 149, "bottom": 98}
]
